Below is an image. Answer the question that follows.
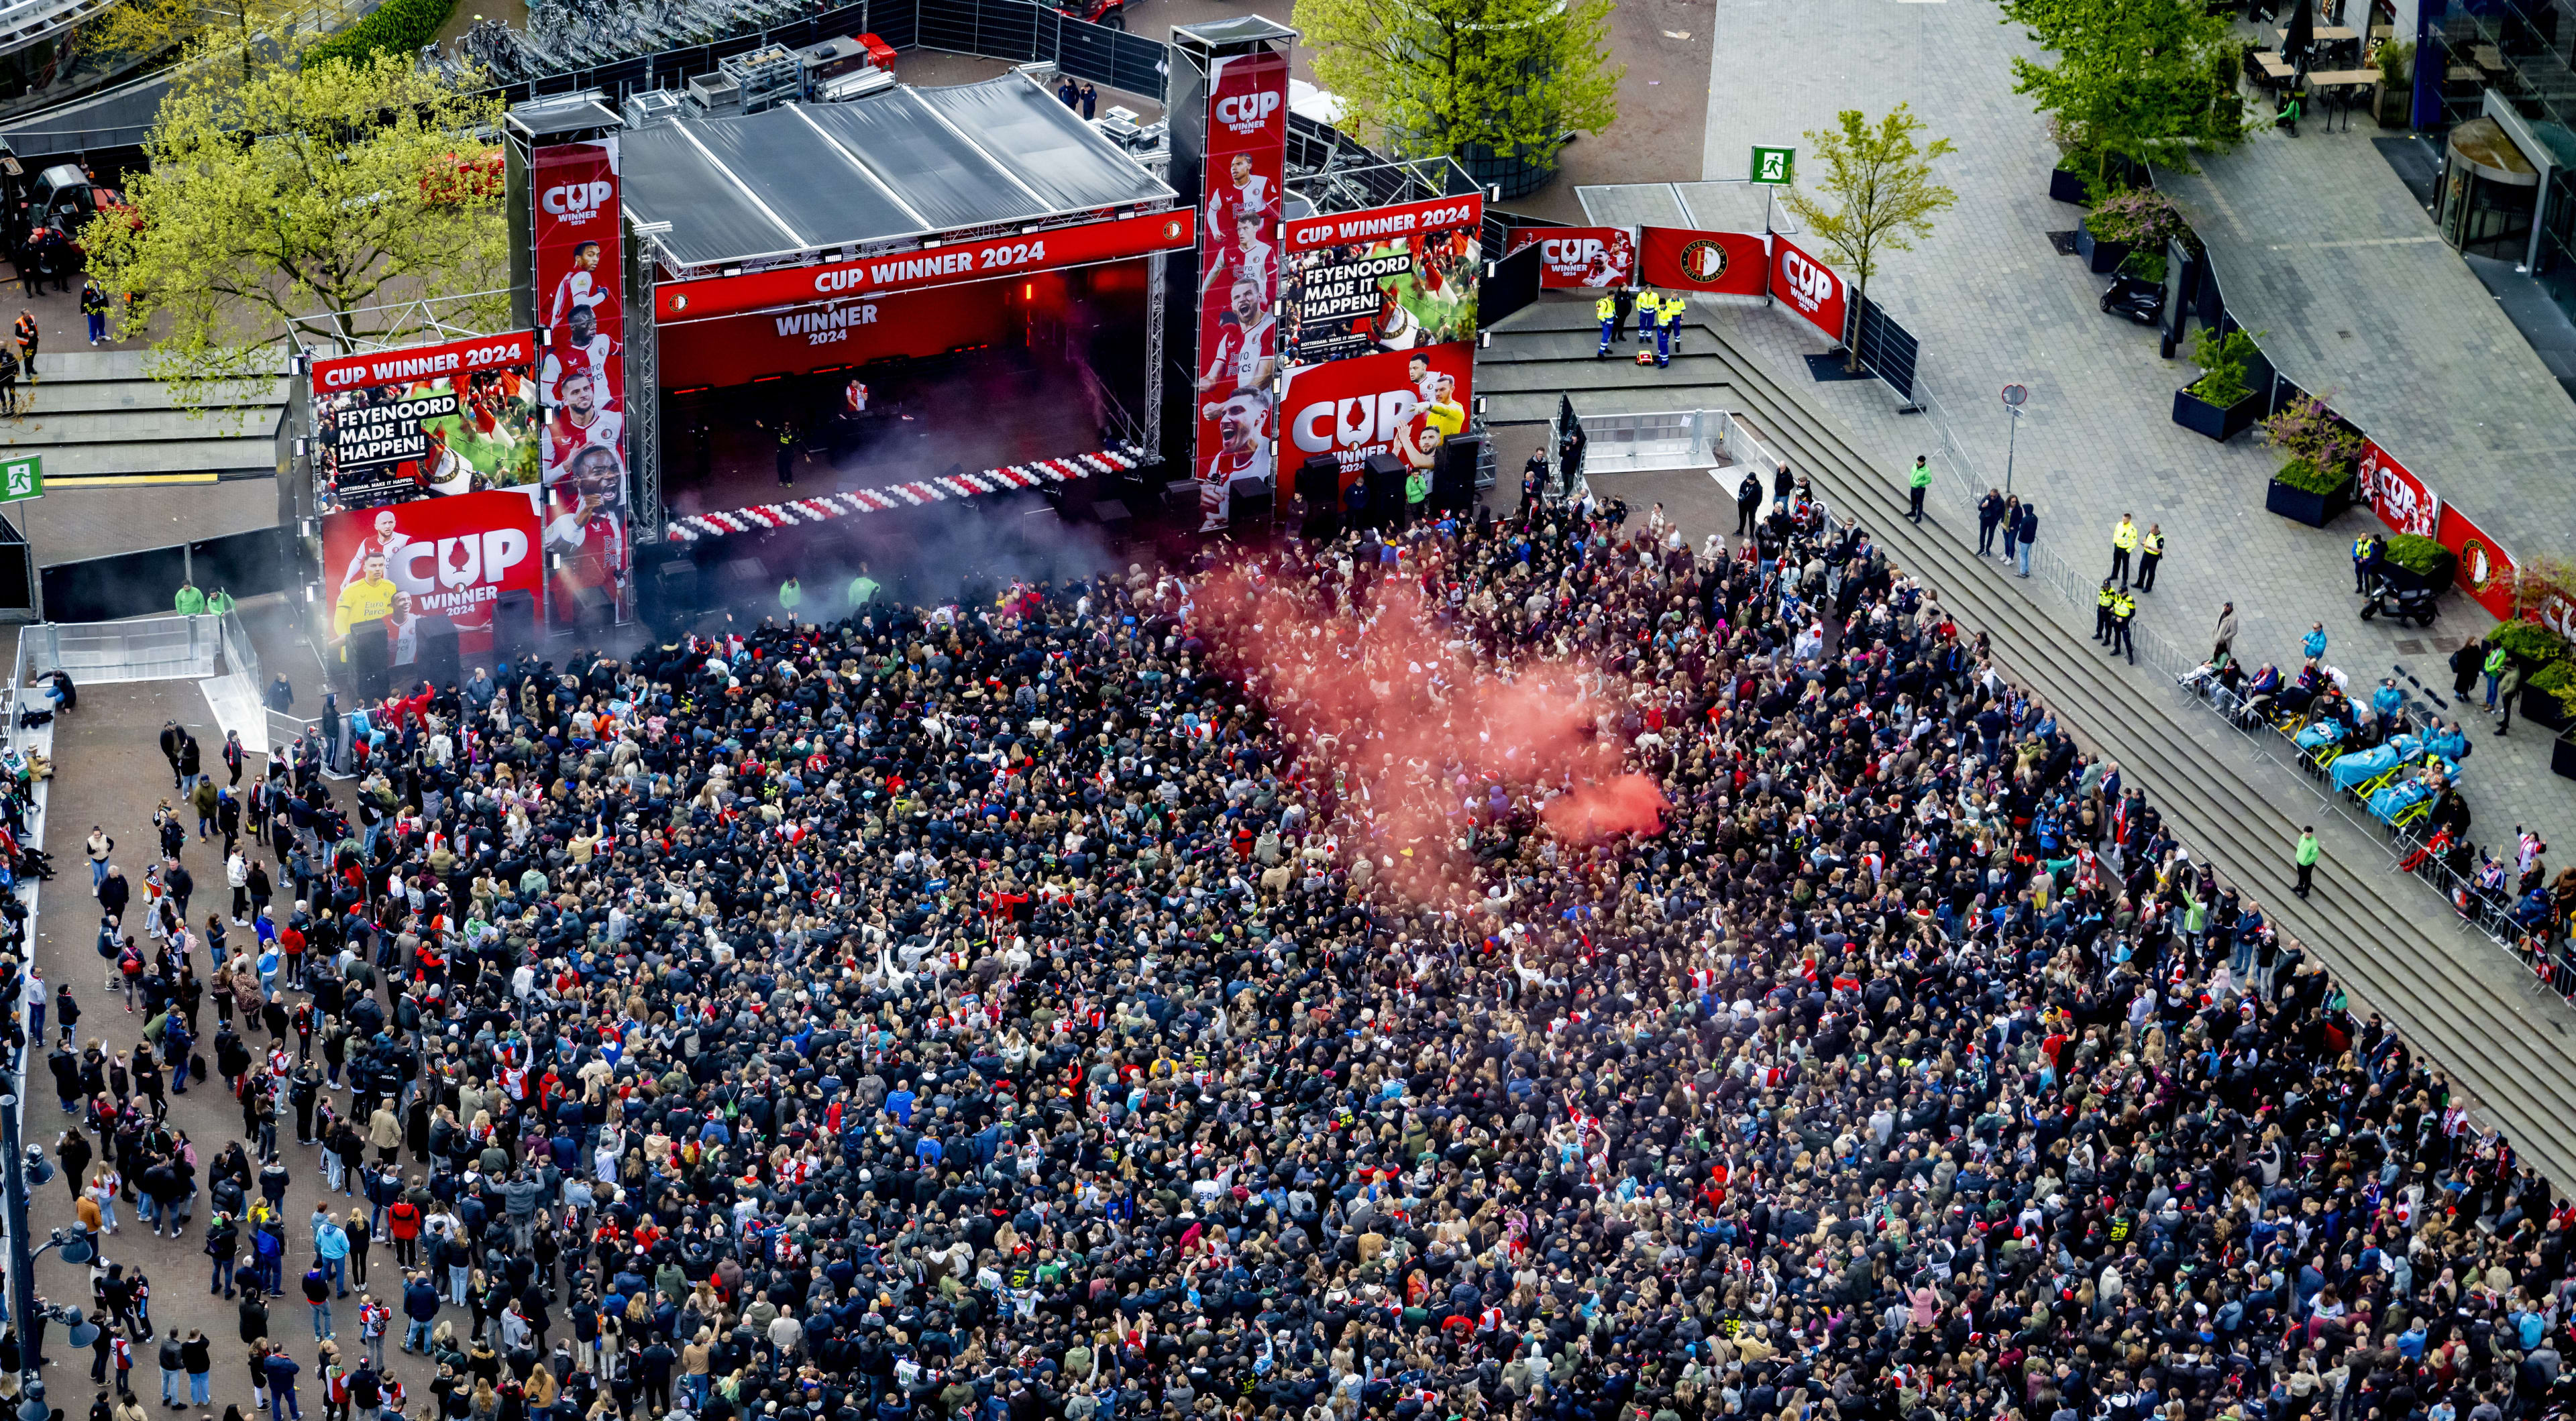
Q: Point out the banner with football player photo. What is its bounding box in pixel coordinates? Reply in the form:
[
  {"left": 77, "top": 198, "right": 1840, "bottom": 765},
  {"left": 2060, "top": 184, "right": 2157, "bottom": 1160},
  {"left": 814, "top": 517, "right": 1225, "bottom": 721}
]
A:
[
  {"left": 1280, "top": 194, "right": 1483, "bottom": 368},
  {"left": 1279, "top": 343, "right": 1475, "bottom": 495},
  {"left": 310, "top": 332, "right": 541, "bottom": 514},
  {"left": 532, "top": 137, "right": 629, "bottom": 519},
  {"left": 322, "top": 484, "right": 629, "bottom": 655},
  {"left": 1193, "top": 47, "right": 1288, "bottom": 532}
]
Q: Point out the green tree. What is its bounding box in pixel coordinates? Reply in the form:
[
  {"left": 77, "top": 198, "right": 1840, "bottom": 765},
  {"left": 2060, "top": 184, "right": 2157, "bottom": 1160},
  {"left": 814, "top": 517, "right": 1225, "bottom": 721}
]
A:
[
  {"left": 79, "top": 52, "right": 508, "bottom": 412},
  {"left": 2001, "top": 0, "right": 2247, "bottom": 196},
  {"left": 88, "top": 0, "right": 325, "bottom": 86},
  {"left": 1297, "top": 0, "right": 1620, "bottom": 182},
  {"left": 1780, "top": 105, "right": 1956, "bottom": 373}
]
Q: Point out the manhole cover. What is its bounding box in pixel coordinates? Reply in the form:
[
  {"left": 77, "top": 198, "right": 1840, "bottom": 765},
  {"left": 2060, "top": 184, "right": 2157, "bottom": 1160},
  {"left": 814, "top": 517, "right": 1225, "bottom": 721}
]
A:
[
  {"left": 2396, "top": 639, "right": 2427, "bottom": 654},
  {"left": 2047, "top": 231, "right": 2081, "bottom": 256}
]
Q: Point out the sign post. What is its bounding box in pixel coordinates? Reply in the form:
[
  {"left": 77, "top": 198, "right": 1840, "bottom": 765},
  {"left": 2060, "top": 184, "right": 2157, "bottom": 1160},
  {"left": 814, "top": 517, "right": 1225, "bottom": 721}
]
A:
[
  {"left": 2000, "top": 385, "right": 2027, "bottom": 494},
  {"left": 1750, "top": 146, "right": 1795, "bottom": 239},
  {"left": 1, "top": 455, "right": 40, "bottom": 621}
]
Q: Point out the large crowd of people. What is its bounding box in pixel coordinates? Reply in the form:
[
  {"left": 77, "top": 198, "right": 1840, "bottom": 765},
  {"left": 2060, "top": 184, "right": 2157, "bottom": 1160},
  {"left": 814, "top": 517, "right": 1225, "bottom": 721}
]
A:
[{"left": 9, "top": 482, "right": 2576, "bottom": 1421}]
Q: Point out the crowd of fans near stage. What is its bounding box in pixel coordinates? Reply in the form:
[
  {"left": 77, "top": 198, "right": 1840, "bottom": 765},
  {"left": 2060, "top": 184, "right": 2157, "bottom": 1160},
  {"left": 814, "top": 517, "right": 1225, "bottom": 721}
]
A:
[{"left": 19, "top": 480, "right": 2576, "bottom": 1421}]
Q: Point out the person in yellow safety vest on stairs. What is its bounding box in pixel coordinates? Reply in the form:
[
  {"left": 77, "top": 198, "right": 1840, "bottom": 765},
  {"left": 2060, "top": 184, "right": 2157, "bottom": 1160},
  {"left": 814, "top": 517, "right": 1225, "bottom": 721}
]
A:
[
  {"left": 1595, "top": 292, "right": 1618, "bottom": 358},
  {"left": 1637, "top": 288, "right": 1660, "bottom": 345},
  {"left": 2137, "top": 522, "right": 2165, "bottom": 593},
  {"left": 1656, "top": 293, "right": 1682, "bottom": 367},
  {"left": 2107, "top": 587, "right": 2137, "bottom": 664},
  {"left": 2095, "top": 580, "right": 2117, "bottom": 644},
  {"left": 2110, "top": 513, "right": 2138, "bottom": 590}
]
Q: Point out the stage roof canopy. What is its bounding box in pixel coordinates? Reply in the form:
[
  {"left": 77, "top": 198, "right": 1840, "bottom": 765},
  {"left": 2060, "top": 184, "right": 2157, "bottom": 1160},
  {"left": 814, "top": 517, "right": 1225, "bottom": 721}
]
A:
[{"left": 623, "top": 76, "right": 1176, "bottom": 269}]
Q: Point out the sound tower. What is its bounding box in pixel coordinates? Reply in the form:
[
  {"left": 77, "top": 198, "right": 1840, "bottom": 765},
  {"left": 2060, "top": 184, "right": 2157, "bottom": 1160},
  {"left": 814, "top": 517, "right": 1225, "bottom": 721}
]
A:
[
  {"left": 1433, "top": 433, "right": 1483, "bottom": 513},
  {"left": 345, "top": 620, "right": 391, "bottom": 701},
  {"left": 491, "top": 589, "right": 539, "bottom": 663},
  {"left": 1295, "top": 455, "right": 1340, "bottom": 541},
  {"left": 412, "top": 615, "right": 462, "bottom": 690},
  {"left": 1361, "top": 451, "right": 1406, "bottom": 532}
]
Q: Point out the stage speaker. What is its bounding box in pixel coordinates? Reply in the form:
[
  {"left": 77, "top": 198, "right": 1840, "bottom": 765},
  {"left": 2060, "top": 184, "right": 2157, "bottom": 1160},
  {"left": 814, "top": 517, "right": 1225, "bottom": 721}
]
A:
[
  {"left": 491, "top": 589, "right": 538, "bottom": 663},
  {"left": 1295, "top": 455, "right": 1341, "bottom": 542},
  {"left": 1232, "top": 488, "right": 1275, "bottom": 532},
  {"left": 345, "top": 620, "right": 390, "bottom": 702},
  {"left": 718, "top": 557, "right": 768, "bottom": 602},
  {"left": 411, "top": 614, "right": 462, "bottom": 689},
  {"left": 568, "top": 581, "right": 612, "bottom": 631},
  {"left": 1433, "top": 434, "right": 1483, "bottom": 513},
  {"left": 1362, "top": 452, "right": 1407, "bottom": 530},
  {"left": 647, "top": 561, "right": 701, "bottom": 629}
]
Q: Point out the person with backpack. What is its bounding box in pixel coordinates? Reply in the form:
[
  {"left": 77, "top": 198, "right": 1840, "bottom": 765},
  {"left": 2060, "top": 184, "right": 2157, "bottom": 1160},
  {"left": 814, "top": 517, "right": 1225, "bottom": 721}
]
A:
[{"left": 116, "top": 935, "right": 145, "bottom": 1013}]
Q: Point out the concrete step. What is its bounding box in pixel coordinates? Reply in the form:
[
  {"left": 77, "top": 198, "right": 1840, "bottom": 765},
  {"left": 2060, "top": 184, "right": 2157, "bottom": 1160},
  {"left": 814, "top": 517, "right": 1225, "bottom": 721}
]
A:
[
  {"left": 1677, "top": 316, "right": 2576, "bottom": 1190},
  {"left": 0, "top": 404, "right": 277, "bottom": 443},
  {"left": 0, "top": 433, "right": 275, "bottom": 477}
]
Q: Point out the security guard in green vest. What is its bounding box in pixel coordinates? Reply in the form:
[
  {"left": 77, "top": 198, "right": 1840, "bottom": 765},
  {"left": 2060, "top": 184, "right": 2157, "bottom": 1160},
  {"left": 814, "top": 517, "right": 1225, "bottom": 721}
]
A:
[
  {"left": 2095, "top": 580, "right": 2117, "bottom": 644},
  {"left": 2107, "top": 587, "right": 2137, "bottom": 663},
  {"left": 1403, "top": 465, "right": 1430, "bottom": 526},
  {"left": 1595, "top": 292, "right": 1619, "bottom": 357},
  {"left": 2109, "top": 513, "right": 2138, "bottom": 589},
  {"left": 2137, "top": 522, "right": 2165, "bottom": 593}
]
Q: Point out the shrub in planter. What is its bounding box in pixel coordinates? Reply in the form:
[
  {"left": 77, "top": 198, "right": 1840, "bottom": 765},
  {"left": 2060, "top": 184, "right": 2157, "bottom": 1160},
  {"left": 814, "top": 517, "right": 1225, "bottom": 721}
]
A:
[
  {"left": 2260, "top": 392, "right": 2366, "bottom": 490},
  {"left": 2088, "top": 190, "right": 2196, "bottom": 257},
  {"left": 2383, "top": 532, "right": 2451, "bottom": 577},
  {"left": 2174, "top": 326, "right": 2263, "bottom": 440},
  {"left": 2187, "top": 327, "right": 2259, "bottom": 407},
  {"left": 2489, "top": 618, "right": 2571, "bottom": 669},
  {"left": 2526, "top": 662, "right": 2576, "bottom": 733},
  {"left": 2265, "top": 458, "right": 2354, "bottom": 525}
]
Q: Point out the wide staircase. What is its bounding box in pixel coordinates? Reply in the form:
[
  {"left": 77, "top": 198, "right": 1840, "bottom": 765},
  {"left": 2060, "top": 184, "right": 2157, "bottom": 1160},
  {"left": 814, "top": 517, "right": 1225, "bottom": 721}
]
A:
[
  {"left": 0, "top": 349, "right": 284, "bottom": 485},
  {"left": 1485, "top": 293, "right": 2576, "bottom": 1191}
]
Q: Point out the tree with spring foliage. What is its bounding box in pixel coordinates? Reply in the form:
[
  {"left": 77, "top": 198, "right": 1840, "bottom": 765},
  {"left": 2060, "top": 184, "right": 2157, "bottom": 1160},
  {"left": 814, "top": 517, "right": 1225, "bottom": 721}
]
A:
[
  {"left": 1781, "top": 105, "right": 1957, "bottom": 373},
  {"left": 2001, "top": 0, "right": 2248, "bottom": 196},
  {"left": 78, "top": 51, "right": 508, "bottom": 412},
  {"left": 1296, "top": 0, "right": 1621, "bottom": 183}
]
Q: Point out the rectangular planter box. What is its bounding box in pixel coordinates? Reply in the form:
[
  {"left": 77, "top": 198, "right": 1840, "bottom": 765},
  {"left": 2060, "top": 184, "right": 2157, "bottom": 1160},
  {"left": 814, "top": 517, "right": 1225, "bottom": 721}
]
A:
[
  {"left": 2174, "top": 387, "right": 2260, "bottom": 441},
  {"left": 2374, "top": 557, "right": 2456, "bottom": 592},
  {"left": 2526, "top": 683, "right": 2575, "bottom": 734},
  {"left": 2051, "top": 166, "right": 2090, "bottom": 205},
  {"left": 2555, "top": 729, "right": 2576, "bottom": 781},
  {"left": 2265, "top": 478, "right": 2355, "bottom": 526},
  {"left": 2375, "top": 81, "right": 2410, "bottom": 128},
  {"left": 2076, "top": 225, "right": 2131, "bottom": 273}
]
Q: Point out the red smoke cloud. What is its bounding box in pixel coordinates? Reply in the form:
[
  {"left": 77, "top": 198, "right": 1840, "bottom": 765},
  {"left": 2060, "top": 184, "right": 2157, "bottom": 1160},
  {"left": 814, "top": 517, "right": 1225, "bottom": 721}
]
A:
[
  {"left": 1542, "top": 775, "right": 1671, "bottom": 845},
  {"left": 1190, "top": 565, "right": 1666, "bottom": 904}
]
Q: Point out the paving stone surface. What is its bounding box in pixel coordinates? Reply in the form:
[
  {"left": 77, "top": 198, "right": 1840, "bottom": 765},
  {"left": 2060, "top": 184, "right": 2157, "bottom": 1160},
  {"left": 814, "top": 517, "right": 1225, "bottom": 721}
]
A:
[{"left": 1680, "top": 0, "right": 2575, "bottom": 860}]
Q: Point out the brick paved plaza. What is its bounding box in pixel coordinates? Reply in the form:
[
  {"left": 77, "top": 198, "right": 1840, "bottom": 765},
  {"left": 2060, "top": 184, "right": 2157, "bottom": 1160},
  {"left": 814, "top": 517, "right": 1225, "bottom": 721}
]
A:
[{"left": 1672, "top": 0, "right": 2574, "bottom": 858}]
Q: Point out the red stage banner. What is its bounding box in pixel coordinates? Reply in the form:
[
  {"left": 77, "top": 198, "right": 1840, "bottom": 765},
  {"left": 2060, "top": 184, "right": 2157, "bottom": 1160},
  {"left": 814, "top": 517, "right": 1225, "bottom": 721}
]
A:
[
  {"left": 1193, "top": 47, "right": 1289, "bottom": 530},
  {"left": 313, "top": 332, "right": 536, "bottom": 394},
  {"left": 2436, "top": 503, "right": 2520, "bottom": 621},
  {"left": 533, "top": 137, "right": 627, "bottom": 479},
  {"left": 1280, "top": 196, "right": 1482, "bottom": 367},
  {"left": 1285, "top": 195, "right": 1483, "bottom": 255},
  {"left": 1510, "top": 227, "right": 1637, "bottom": 288},
  {"left": 1279, "top": 343, "right": 1476, "bottom": 491},
  {"left": 1770, "top": 235, "right": 1849, "bottom": 341},
  {"left": 2357, "top": 438, "right": 2438, "bottom": 537},
  {"left": 1638, "top": 227, "right": 1769, "bottom": 297},
  {"left": 311, "top": 333, "right": 540, "bottom": 514},
  {"left": 323, "top": 488, "right": 544, "bottom": 657},
  {"left": 654, "top": 287, "right": 1014, "bottom": 390},
  {"left": 654, "top": 210, "right": 1196, "bottom": 323}
]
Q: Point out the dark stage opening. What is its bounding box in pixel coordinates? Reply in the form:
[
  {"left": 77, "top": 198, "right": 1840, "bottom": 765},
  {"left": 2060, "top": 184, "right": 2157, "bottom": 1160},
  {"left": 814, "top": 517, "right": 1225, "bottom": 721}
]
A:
[{"left": 656, "top": 258, "right": 1152, "bottom": 516}]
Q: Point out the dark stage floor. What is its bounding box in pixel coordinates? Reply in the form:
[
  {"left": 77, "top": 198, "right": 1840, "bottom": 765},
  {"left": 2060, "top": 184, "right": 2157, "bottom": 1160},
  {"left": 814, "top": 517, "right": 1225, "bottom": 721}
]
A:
[{"left": 661, "top": 345, "right": 1126, "bottom": 515}]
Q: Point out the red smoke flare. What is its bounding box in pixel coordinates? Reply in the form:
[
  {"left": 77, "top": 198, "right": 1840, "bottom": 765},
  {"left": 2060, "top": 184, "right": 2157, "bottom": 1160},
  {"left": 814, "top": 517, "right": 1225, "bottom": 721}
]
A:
[{"left": 1190, "top": 565, "right": 1666, "bottom": 904}]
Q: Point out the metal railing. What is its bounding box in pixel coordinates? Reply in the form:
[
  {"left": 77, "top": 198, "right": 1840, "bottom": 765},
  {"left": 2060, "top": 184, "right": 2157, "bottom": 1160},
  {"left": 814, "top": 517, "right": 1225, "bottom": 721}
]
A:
[
  {"left": 19, "top": 615, "right": 219, "bottom": 687},
  {"left": 2174, "top": 666, "right": 2573, "bottom": 982}
]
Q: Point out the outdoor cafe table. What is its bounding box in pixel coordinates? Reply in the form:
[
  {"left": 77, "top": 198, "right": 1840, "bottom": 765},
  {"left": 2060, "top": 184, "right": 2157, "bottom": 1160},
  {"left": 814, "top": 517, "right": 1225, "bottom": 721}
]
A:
[{"left": 2306, "top": 67, "right": 2382, "bottom": 130}]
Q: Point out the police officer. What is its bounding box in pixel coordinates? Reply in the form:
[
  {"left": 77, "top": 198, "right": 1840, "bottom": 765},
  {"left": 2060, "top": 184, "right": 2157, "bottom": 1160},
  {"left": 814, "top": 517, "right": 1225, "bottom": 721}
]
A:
[
  {"left": 2109, "top": 513, "right": 2137, "bottom": 589},
  {"left": 1637, "top": 287, "right": 1660, "bottom": 345},
  {"left": 2137, "top": 522, "right": 2165, "bottom": 593},
  {"left": 1656, "top": 292, "right": 1683, "bottom": 366},
  {"left": 2095, "top": 580, "right": 2117, "bottom": 644},
  {"left": 1595, "top": 291, "right": 1619, "bottom": 357},
  {"left": 2353, "top": 531, "right": 2385, "bottom": 593},
  {"left": 2108, "top": 586, "right": 2137, "bottom": 664}
]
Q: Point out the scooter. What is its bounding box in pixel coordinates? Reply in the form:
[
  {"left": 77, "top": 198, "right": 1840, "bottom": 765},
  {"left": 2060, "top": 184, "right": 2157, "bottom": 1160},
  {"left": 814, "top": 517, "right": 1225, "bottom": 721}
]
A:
[
  {"left": 2359, "top": 573, "right": 2440, "bottom": 627},
  {"left": 2099, "top": 274, "right": 2164, "bottom": 325}
]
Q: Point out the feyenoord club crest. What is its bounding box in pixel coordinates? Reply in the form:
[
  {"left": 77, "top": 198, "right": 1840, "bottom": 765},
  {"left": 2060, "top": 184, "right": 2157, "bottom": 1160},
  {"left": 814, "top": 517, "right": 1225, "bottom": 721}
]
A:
[{"left": 1678, "top": 238, "right": 1731, "bottom": 284}]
